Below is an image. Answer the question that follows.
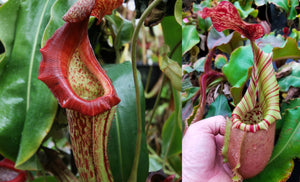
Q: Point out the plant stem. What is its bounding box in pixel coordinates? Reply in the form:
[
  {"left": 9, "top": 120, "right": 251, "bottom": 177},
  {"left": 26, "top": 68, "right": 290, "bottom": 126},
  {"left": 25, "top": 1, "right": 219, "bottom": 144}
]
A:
[
  {"left": 128, "top": 0, "right": 163, "bottom": 181},
  {"left": 162, "top": 87, "right": 181, "bottom": 175},
  {"left": 145, "top": 65, "right": 153, "bottom": 93},
  {"left": 145, "top": 75, "right": 166, "bottom": 136}
]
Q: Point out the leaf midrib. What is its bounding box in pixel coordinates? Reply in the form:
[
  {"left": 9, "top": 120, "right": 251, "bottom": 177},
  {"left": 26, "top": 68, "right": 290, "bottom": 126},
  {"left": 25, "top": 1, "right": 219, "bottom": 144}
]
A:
[
  {"left": 26, "top": 0, "right": 50, "bottom": 111},
  {"left": 115, "top": 112, "right": 124, "bottom": 180}
]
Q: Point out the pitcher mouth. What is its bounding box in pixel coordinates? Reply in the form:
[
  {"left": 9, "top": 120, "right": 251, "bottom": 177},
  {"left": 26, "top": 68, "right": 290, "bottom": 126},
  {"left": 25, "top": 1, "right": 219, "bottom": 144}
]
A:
[
  {"left": 232, "top": 103, "right": 263, "bottom": 123},
  {"left": 232, "top": 105, "right": 267, "bottom": 132},
  {"left": 38, "top": 19, "right": 120, "bottom": 116},
  {"left": 231, "top": 92, "right": 280, "bottom": 133}
]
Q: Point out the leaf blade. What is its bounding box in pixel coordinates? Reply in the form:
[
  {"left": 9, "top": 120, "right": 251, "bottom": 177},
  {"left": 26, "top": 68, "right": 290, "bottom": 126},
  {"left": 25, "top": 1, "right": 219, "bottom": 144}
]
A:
[
  {"left": 222, "top": 45, "right": 253, "bottom": 104},
  {"left": 269, "top": 107, "right": 300, "bottom": 163},
  {"left": 182, "top": 24, "right": 200, "bottom": 55},
  {"left": 0, "top": 0, "right": 20, "bottom": 75},
  {"left": 273, "top": 37, "right": 300, "bottom": 62},
  {"left": 277, "top": 62, "right": 300, "bottom": 92},
  {"left": 14, "top": 0, "right": 59, "bottom": 166},
  {"left": 205, "top": 94, "right": 232, "bottom": 118},
  {"left": 0, "top": 0, "right": 59, "bottom": 163},
  {"left": 105, "top": 62, "right": 149, "bottom": 182},
  {"left": 161, "top": 15, "right": 182, "bottom": 63}
]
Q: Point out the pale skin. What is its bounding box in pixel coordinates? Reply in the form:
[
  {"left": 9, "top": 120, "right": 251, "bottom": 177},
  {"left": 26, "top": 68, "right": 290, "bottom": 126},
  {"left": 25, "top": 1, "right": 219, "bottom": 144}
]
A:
[{"left": 182, "top": 115, "right": 233, "bottom": 182}]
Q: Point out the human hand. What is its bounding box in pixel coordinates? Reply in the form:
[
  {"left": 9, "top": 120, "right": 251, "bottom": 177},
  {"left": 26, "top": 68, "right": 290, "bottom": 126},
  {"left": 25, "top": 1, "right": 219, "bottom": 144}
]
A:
[{"left": 182, "top": 115, "right": 233, "bottom": 182}]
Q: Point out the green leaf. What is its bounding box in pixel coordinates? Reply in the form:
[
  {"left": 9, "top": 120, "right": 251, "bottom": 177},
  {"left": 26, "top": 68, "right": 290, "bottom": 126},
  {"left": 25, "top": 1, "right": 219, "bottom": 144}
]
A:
[
  {"left": 207, "top": 29, "right": 245, "bottom": 54},
  {"left": 218, "top": 32, "right": 245, "bottom": 54},
  {"left": 281, "top": 98, "right": 300, "bottom": 112},
  {"left": 15, "top": 0, "right": 78, "bottom": 168},
  {"left": 31, "top": 176, "right": 58, "bottom": 182},
  {"left": 159, "top": 49, "right": 182, "bottom": 91},
  {"left": 168, "top": 155, "right": 182, "bottom": 175},
  {"left": 270, "top": 106, "right": 300, "bottom": 162},
  {"left": 161, "top": 113, "right": 178, "bottom": 157},
  {"left": 159, "top": 44, "right": 181, "bottom": 89},
  {"left": 182, "top": 87, "right": 199, "bottom": 104},
  {"left": 273, "top": 37, "right": 300, "bottom": 62},
  {"left": 277, "top": 62, "right": 300, "bottom": 92},
  {"left": 214, "top": 54, "right": 227, "bottom": 69},
  {"left": 222, "top": 45, "right": 253, "bottom": 104},
  {"left": 41, "top": 0, "right": 76, "bottom": 46},
  {"left": 173, "top": 86, "right": 182, "bottom": 136},
  {"left": 193, "top": 2, "right": 212, "bottom": 32},
  {"left": 193, "top": 57, "right": 205, "bottom": 72},
  {"left": 246, "top": 106, "right": 300, "bottom": 181},
  {"left": 182, "top": 24, "right": 200, "bottom": 55},
  {"left": 162, "top": 88, "right": 182, "bottom": 173},
  {"left": 276, "top": 98, "right": 300, "bottom": 133},
  {"left": 0, "top": 0, "right": 60, "bottom": 166},
  {"left": 105, "top": 13, "right": 134, "bottom": 49},
  {"left": 197, "top": 16, "right": 212, "bottom": 32},
  {"left": 289, "top": 28, "right": 300, "bottom": 42},
  {"left": 105, "top": 62, "right": 148, "bottom": 182},
  {"left": 245, "top": 159, "right": 294, "bottom": 182},
  {"left": 205, "top": 94, "right": 232, "bottom": 118},
  {"left": 183, "top": 57, "right": 205, "bottom": 74},
  {"left": 193, "top": 0, "right": 212, "bottom": 31},
  {"left": 174, "top": 0, "right": 182, "bottom": 26},
  {"left": 255, "top": 0, "right": 266, "bottom": 6},
  {"left": 16, "top": 154, "right": 42, "bottom": 171},
  {"left": 257, "top": 33, "right": 285, "bottom": 51},
  {"left": 0, "top": 0, "right": 20, "bottom": 76},
  {"left": 149, "top": 155, "right": 163, "bottom": 172},
  {"left": 185, "top": 104, "right": 200, "bottom": 126},
  {"left": 233, "top": 1, "right": 258, "bottom": 19},
  {"left": 161, "top": 115, "right": 182, "bottom": 171},
  {"left": 182, "top": 65, "right": 194, "bottom": 74},
  {"left": 161, "top": 16, "right": 182, "bottom": 63},
  {"left": 207, "top": 27, "right": 226, "bottom": 50}
]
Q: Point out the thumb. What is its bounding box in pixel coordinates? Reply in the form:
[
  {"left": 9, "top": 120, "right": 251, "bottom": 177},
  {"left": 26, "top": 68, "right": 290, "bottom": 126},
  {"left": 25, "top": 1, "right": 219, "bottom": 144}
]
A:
[{"left": 194, "top": 115, "right": 227, "bottom": 136}]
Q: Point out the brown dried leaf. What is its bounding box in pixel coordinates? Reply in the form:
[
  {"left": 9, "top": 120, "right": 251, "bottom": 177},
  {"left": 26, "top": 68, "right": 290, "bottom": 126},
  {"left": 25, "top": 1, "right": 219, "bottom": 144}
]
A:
[
  {"left": 276, "top": 66, "right": 292, "bottom": 79},
  {"left": 285, "top": 86, "right": 300, "bottom": 101}
]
